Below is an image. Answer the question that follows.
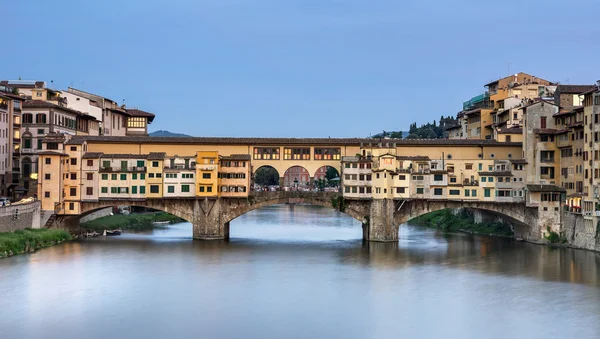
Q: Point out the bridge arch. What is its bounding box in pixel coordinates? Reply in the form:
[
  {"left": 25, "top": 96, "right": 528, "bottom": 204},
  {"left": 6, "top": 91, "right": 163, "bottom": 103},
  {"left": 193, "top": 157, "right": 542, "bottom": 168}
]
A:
[
  {"left": 283, "top": 166, "right": 310, "bottom": 189},
  {"left": 77, "top": 200, "right": 195, "bottom": 225},
  {"left": 253, "top": 165, "right": 280, "bottom": 189}
]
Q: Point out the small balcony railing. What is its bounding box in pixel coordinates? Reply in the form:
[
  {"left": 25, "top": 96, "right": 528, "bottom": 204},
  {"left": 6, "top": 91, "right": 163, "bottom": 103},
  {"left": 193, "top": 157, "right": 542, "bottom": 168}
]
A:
[
  {"left": 540, "top": 158, "right": 555, "bottom": 163},
  {"left": 0, "top": 103, "right": 7, "bottom": 110}
]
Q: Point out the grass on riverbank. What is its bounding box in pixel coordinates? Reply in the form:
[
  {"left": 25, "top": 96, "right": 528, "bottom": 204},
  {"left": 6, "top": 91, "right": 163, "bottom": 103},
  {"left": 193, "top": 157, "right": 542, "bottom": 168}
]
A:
[
  {"left": 0, "top": 229, "right": 72, "bottom": 259},
  {"left": 80, "top": 212, "right": 186, "bottom": 231},
  {"left": 408, "top": 209, "right": 514, "bottom": 237}
]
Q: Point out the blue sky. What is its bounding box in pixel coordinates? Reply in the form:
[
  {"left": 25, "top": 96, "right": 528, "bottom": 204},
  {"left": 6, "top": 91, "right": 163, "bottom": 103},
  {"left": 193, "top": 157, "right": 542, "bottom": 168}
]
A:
[{"left": 3, "top": 0, "right": 599, "bottom": 137}]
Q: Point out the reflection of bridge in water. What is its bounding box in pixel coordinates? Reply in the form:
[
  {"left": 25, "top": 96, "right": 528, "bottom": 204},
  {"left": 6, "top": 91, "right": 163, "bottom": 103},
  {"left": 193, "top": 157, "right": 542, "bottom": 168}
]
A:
[{"left": 56, "top": 191, "right": 543, "bottom": 242}]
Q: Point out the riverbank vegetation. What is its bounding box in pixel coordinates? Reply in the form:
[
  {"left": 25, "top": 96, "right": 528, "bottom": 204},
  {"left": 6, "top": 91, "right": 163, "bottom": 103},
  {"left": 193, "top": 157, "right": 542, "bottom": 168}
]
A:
[
  {"left": 408, "top": 209, "right": 514, "bottom": 237},
  {"left": 80, "top": 212, "right": 186, "bottom": 231},
  {"left": 0, "top": 229, "right": 72, "bottom": 259}
]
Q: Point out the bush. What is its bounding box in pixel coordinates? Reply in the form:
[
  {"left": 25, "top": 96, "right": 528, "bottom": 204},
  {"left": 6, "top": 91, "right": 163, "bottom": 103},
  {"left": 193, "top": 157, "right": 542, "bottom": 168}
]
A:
[
  {"left": 408, "top": 209, "right": 514, "bottom": 237},
  {"left": 80, "top": 212, "right": 186, "bottom": 231},
  {"left": 0, "top": 229, "right": 72, "bottom": 258}
]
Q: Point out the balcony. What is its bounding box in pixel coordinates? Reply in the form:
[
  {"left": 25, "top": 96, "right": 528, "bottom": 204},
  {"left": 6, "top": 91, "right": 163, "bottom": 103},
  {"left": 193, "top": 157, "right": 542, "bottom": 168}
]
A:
[
  {"left": 463, "top": 180, "right": 479, "bottom": 186},
  {"left": 99, "top": 166, "right": 147, "bottom": 173},
  {"left": 540, "top": 158, "right": 555, "bottom": 163},
  {"left": 0, "top": 102, "right": 7, "bottom": 111},
  {"left": 164, "top": 165, "right": 195, "bottom": 171},
  {"left": 12, "top": 167, "right": 20, "bottom": 173},
  {"left": 197, "top": 164, "right": 217, "bottom": 171}
]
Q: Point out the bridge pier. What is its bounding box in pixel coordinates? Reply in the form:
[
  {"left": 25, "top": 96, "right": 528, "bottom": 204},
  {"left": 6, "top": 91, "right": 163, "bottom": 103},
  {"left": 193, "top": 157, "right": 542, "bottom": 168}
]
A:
[
  {"left": 192, "top": 198, "right": 230, "bottom": 240},
  {"left": 366, "top": 199, "right": 398, "bottom": 242}
]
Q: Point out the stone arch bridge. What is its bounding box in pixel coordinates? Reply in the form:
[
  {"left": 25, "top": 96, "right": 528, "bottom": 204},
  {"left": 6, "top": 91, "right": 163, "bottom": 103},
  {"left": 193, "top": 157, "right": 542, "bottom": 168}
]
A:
[{"left": 54, "top": 192, "right": 542, "bottom": 241}]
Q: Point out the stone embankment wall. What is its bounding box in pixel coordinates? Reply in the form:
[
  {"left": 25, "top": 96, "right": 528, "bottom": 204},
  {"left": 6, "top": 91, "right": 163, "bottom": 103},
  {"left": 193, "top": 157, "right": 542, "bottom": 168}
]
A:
[
  {"left": 0, "top": 201, "right": 41, "bottom": 232},
  {"left": 563, "top": 212, "right": 600, "bottom": 252},
  {"left": 80, "top": 207, "right": 113, "bottom": 223}
]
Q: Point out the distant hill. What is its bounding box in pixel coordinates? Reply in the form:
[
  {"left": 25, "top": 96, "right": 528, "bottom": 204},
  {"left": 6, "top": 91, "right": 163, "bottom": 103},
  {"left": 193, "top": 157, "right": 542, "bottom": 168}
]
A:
[{"left": 149, "top": 130, "right": 190, "bottom": 137}]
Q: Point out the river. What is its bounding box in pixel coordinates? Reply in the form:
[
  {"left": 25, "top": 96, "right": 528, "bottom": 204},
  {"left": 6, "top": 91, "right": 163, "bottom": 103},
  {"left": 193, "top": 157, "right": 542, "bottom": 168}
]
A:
[{"left": 1, "top": 204, "right": 600, "bottom": 339}]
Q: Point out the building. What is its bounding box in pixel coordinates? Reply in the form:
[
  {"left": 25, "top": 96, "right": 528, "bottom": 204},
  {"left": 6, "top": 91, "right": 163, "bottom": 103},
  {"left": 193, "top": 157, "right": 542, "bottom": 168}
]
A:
[{"left": 0, "top": 87, "right": 25, "bottom": 198}]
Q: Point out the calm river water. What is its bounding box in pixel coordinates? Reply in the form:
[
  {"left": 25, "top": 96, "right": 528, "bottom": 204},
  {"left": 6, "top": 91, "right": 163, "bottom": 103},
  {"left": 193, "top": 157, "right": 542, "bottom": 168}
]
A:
[{"left": 1, "top": 205, "right": 600, "bottom": 339}]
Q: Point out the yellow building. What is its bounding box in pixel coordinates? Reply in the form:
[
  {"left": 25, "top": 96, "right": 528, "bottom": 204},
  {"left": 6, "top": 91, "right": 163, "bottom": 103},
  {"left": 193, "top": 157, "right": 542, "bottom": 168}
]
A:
[
  {"left": 146, "top": 153, "right": 165, "bottom": 198},
  {"left": 219, "top": 154, "right": 251, "bottom": 197},
  {"left": 196, "top": 151, "right": 218, "bottom": 197}
]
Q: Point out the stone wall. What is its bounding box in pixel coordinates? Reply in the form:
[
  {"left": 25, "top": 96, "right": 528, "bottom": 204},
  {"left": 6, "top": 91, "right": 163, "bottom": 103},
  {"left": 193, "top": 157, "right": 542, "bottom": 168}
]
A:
[
  {"left": 0, "top": 201, "right": 41, "bottom": 232},
  {"left": 563, "top": 212, "right": 600, "bottom": 252},
  {"left": 80, "top": 207, "right": 113, "bottom": 223}
]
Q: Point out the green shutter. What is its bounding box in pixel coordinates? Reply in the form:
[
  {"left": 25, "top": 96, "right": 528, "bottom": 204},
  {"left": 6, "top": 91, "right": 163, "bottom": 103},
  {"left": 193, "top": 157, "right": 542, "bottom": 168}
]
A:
[
  {"left": 102, "top": 174, "right": 108, "bottom": 180},
  {"left": 140, "top": 186, "right": 146, "bottom": 194},
  {"left": 111, "top": 174, "right": 117, "bottom": 180},
  {"left": 168, "top": 186, "right": 175, "bottom": 193},
  {"left": 132, "top": 173, "right": 137, "bottom": 180},
  {"left": 101, "top": 187, "right": 108, "bottom": 193},
  {"left": 140, "top": 173, "right": 146, "bottom": 180},
  {"left": 132, "top": 186, "right": 137, "bottom": 194},
  {"left": 120, "top": 174, "right": 127, "bottom": 180}
]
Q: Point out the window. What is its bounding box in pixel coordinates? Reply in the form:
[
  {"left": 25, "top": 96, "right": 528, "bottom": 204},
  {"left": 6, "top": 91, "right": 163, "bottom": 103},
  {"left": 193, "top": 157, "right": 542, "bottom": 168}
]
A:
[
  {"left": 86, "top": 173, "right": 93, "bottom": 180},
  {"left": 36, "top": 113, "right": 47, "bottom": 124},
  {"left": 111, "top": 174, "right": 117, "bottom": 180},
  {"left": 416, "top": 187, "right": 424, "bottom": 194},
  {"left": 87, "top": 159, "right": 93, "bottom": 166},
  {"left": 488, "top": 177, "right": 494, "bottom": 182},
  {"left": 464, "top": 189, "right": 470, "bottom": 197},
  {"left": 37, "top": 139, "right": 42, "bottom": 150},
  {"left": 70, "top": 146, "right": 77, "bottom": 151},
  {"left": 152, "top": 161, "right": 159, "bottom": 167},
  {"left": 449, "top": 189, "right": 460, "bottom": 196},
  {"left": 481, "top": 177, "right": 486, "bottom": 182},
  {"left": 102, "top": 174, "right": 108, "bottom": 180},
  {"left": 23, "top": 138, "right": 31, "bottom": 148},
  {"left": 37, "top": 129, "right": 44, "bottom": 135},
  {"left": 148, "top": 173, "right": 155, "bottom": 178},
  {"left": 283, "top": 147, "right": 310, "bottom": 160},
  {"left": 450, "top": 177, "right": 457, "bottom": 183},
  {"left": 396, "top": 187, "right": 405, "bottom": 194},
  {"left": 314, "top": 148, "right": 341, "bottom": 160},
  {"left": 121, "top": 161, "right": 128, "bottom": 169},
  {"left": 127, "top": 117, "right": 147, "bottom": 128},
  {"left": 465, "top": 163, "right": 473, "bottom": 170},
  {"left": 182, "top": 185, "right": 190, "bottom": 193},
  {"left": 150, "top": 185, "right": 159, "bottom": 193},
  {"left": 505, "top": 136, "right": 511, "bottom": 142},
  {"left": 101, "top": 187, "right": 108, "bottom": 194},
  {"left": 86, "top": 187, "right": 93, "bottom": 195},
  {"left": 433, "top": 188, "right": 443, "bottom": 196},
  {"left": 71, "top": 158, "right": 77, "bottom": 166},
  {"left": 202, "top": 173, "right": 211, "bottom": 179},
  {"left": 69, "top": 203, "right": 74, "bottom": 211},
  {"left": 102, "top": 160, "right": 110, "bottom": 168},
  {"left": 45, "top": 158, "right": 51, "bottom": 165},
  {"left": 132, "top": 173, "right": 138, "bottom": 180},
  {"left": 22, "top": 113, "right": 33, "bottom": 123},
  {"left": 69, "top": 187, "right": 77, "bottom": 196},
  {"left": 399, "top": 175, "right": 406, "bottom": 180},
  {"left": 199, "top": 186, "right": 205, "bottom": 192},
  {"left": 132, "top": 186, "right": 137, "bottom": 194},
  {"left": 44, "top": 191, "right": 50, "bottom": 198},
  {"left": 120, "top": 174, "right": 127, "bottom": 180},
  {"left": 253, "top": 147, "right": 280, "bottom": 160},
  {"left": 484, "top": 188, "right": 491, "bottom": 197},
  {"left": 541, "top": 117, "right": 547, "bottom": 129},
  {"left": 207, "top": 186, "right": 213, "bottom": 192},
  {"left": 44, "top": 173, "right": 51, "bottom": 180},
  {"left": 471, "top": 189, "right": 477, "bottom": 197},
  {"left": 70, "top": 173, "right": 77, "bottom": 180},
  {"left": 434, "top": 174, "right": 443, "bottom": 181},
  {"left": 167, "top": 186, "right": 175, "bottom": 193},
  {"left": 140, "top": 186, "right": 145, "bottom": 194},
  {"left": 182, "top": 173, "right": 194, "bottom": 179},
  {"left": 140, "top": 173, "right": 146, "bottom": 180},
  {"left": 137, "top": 160, "right": 145, "bottom": 168}
]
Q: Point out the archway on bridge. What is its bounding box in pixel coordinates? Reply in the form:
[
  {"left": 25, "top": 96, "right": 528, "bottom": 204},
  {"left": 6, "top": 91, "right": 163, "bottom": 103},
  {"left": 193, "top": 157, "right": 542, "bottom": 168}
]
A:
[
  {"left": 313, "top": 166, "right": 340, "bottom": 192},
  {"left": 283, "top": 166, "right": 310, "bottom": 191},
  {"left": 253, "top": 165, "right": 280, "bottom": 191},
  {"left": 405, "top": 208, "right": 515, "bottom": 238}
]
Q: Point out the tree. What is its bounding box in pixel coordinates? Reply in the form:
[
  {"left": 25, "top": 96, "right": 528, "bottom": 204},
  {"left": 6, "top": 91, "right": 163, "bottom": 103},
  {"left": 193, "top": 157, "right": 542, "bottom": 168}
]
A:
[
  {"left": 325, "top": 166, "right": 339, "bottom": 181},
  {"left": 254, "top": 167, "right": 279, "bottom": 186}
]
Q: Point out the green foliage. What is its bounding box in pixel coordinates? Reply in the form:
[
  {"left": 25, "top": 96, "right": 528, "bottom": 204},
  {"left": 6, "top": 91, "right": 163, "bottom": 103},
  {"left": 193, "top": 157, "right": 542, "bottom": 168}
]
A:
[
  {"left": 331, "top": 196, "right": 346, "bottom": 212},
  {"left": 408, "top": 209, "right": 514, "bottom": 237},
  {"left": 544, "top": 227, "right": 567, "bottom": 244},
  {"left": 0, "top": 229, "right": 72, "bottom": 258},
  {"left": 254, "top": 166, "right": 279, "bottom": 186},
  {"left": 80, "top": 212, "right": 185, "bottom": 231},
  {"left": 373, "top": 116, "right": 457, "bottom": 140},
  {"left": 325, "top": 166, "right": 339, "bottom": 181}
]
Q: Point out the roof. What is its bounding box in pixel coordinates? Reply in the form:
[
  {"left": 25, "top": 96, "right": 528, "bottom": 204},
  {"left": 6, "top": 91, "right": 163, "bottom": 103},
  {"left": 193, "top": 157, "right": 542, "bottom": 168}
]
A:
[
  {"left": 341, "top": 156, "right": 373, "bottom": 163},
  {"left": 220, "top": 154, "right": 251, "bottom": 161},
  {"left": 65, "top": 135, "right": 523, "bottom": 147},
  {"left": 65, "top": 138, "right": 85, "bottom": 145},
  {"left": 445, "top": 124, "right": 461, "bottom": 130},
  {"left": 0, "top": 90, "right": 25, "bottom": 101},
  {"left": 99, "top": 154, "right": 149, "bottom": 159},
  {"left": 533, "top": 128, "right": 561, "bottom": 135},
  {"left": 478, "top": 171, "right": 513, "bottom": 176},
  {"left": 497, "top": 127, "right": 522, "bottom": 134},
  {"left": 520, "top": 99, "right": 558, "bottom": 111},
  {"left": 23, "top": 100, "right": 89, "bottom": 117},
  {"left": 126, "top": 108, "right": 155, "bottom": 123},
  {"left": 42, "top": 133, "right": 67, "bottom": 143},
  {"left": 581, "top": 86, "right": 599, "bottom": 95},
  {"left": 554, "top": 106, "right": 582, "bottom": 117},
  {"left": 557, "top": 85, "right": 596, "bottom": 94},
  {"left": 396, "top": 155, "right": 430, "bottom": 161},
  {"left": 147, "top": 152, "right": 166, "bottom": 160},
  {"left": 484, "top": 72, "right": 551, "bottom": 87},
  {"left": 81, "top": 152, "right": 104, "bottom": 159},
  {"left": 510, "top": 159, "right": 528, "bottom": 164},
  {"left": 36, "top": 151, "right": 68, "bottom": 156},
  {"left": 526, "top": 184, "right": 566, "bottom": 193}
]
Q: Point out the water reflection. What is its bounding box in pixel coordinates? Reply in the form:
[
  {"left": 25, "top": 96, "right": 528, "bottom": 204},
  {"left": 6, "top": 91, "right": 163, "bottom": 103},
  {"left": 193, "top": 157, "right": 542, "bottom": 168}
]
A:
[{"left": 1, "top": 204, "right": 600, "bottom": 339}]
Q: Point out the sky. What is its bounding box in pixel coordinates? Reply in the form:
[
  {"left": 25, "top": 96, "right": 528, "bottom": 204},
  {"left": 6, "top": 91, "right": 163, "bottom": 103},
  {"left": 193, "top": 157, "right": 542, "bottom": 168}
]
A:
[{"left": 3, "top": 0, "right": 600, "bottom": 137}]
